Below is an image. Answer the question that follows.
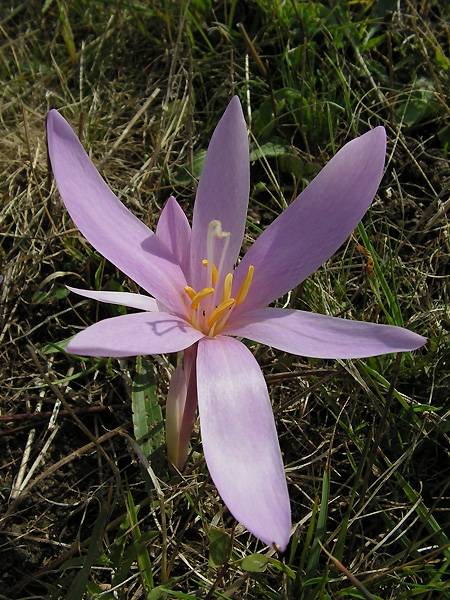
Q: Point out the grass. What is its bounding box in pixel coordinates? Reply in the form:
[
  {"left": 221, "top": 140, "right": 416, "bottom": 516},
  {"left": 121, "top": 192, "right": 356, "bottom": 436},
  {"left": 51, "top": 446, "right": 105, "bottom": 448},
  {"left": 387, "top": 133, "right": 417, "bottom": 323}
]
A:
[{"left": 0, "top": 0, "right": 449, "bottom": 598}]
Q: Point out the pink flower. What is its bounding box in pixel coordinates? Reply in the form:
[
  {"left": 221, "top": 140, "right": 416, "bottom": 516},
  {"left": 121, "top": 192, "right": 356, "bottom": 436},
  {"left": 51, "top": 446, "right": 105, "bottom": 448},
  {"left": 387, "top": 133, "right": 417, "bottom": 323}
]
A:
[{"left": 47, "top": 97, "right": 425, "bottom": 550}]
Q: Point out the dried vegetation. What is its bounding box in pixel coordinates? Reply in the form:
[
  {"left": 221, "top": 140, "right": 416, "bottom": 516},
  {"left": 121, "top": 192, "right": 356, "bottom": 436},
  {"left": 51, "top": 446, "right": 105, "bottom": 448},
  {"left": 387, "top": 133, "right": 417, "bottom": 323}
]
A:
[{"left": 0, "top": 1, "right": 449, "bottom": 598}]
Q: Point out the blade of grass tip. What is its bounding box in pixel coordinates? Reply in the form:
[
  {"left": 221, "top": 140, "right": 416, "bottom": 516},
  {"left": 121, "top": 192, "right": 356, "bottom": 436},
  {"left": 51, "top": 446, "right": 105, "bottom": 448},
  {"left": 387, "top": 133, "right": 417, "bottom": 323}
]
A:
[
  {"left": 55, "top": 0, "right": 77, "bottom": 64},
  {"left": 359, "top": 363, "right": 422, "bottom": 427},
  {"left": 66, "top": 489, "right": 112, "bottom": 600},
  {"left": 132, "top": 356, "right": 164, "bottom": 458},
  {"left": 126, "top": 489, "right": 154, "bottom": 593},
  {"left": 226, "top": 0, "right": 238, "bottom": 28},
  {"left": 357, "top": 222, "right": 403, "bottom": 326},
  {"left": 298, "top": 496, "right": 319, "bottom": 579},
  {"left": 306, "top": 464, "right": 330, "bottom": 575}
]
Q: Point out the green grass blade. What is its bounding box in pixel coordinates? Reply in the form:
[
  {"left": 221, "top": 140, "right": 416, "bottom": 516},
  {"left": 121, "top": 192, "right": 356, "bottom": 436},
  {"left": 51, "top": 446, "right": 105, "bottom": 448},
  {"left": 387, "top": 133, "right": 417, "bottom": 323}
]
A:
[
  {"left": 66, "top": 497, "right": 110, "bottom": 600},
  {"left": 126, "top": 489, "right": 154, "bottom": 594},
  {"left": 306, "top": 464, "right": 330, "bottom": 575},
  {"left": 357, "top": 222, "right": 403, "bottom": 326}
]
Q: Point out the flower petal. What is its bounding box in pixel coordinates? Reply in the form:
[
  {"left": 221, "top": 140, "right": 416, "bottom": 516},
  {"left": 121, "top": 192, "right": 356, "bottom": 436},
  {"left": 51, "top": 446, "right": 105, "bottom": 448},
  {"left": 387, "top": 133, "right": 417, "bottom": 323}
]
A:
[
  {"left": 156, "top": 196, "right": 191, "bottom": 279},
  {"left": 67, "top": 286, "right": 159, "bottom": 311},
  {"left": 166, "top": 345, "right": 198, "bottom": 470},
  {"left": 47, "top": 110, "right": 187, "bottom": 315},
  {"left": 227, "top": 307, "right": 426, "bottom": 358},
  {"left": 190, "top": 97, "right": 249, "bottom": 288},
  {"left": 233, "top": 127, "right": 387, "bottom": 312},
  {"left": 66, "top": 312, "right": 203, "bottom": 357},
  {"left": 196, "top": 336, "right": 291, "bottom": 550}
]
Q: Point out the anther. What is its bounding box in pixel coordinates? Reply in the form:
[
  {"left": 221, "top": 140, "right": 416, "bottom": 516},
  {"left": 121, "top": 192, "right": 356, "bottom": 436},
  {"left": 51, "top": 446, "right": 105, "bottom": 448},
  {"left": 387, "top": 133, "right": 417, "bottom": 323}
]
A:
[
  {"left": 235, "top": 265, "right": 254, "bottom": 305},
  {"left": 223, "top": 272, "right": 233, "bottom": 302},
  {"left": 202, "top": 259, "right": 219, "bottom": 286},
  {"left": 184, "top": 286, "right": 197, "bottom": 300},
  {"left": 207, "top": 298, "right": 235, "bottom": 329},
  {"left": 191, "top": 287, "right": 214, "bottom": 310}
]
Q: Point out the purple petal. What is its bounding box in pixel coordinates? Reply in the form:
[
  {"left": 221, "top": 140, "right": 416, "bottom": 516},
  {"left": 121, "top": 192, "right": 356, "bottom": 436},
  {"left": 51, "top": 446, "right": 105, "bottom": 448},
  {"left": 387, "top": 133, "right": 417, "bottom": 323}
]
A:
[
  {"left": 227, "top": 307, "right": 426, "bottom": 358},
  {"left": 190, "top": 97, "right": 249, "bottom": 289},
  {"left": 196, "top": 336, "right": 291, "bottom": 550},
  {"left": 156, "top": 196, "right": 191, "bottom": 280},
  {"left": 232, "top": 127, "right": 387, "bottom": 313},
  {"left": 166, "top": 345, "right": 198, "bottom": 470},
  {"left": 66, "top": 312, "right": 203, "bottom": 357},
  {"left": 67, "top": 286, "right": 159, "bottom": 311},
  {"left": 47, "top": 110, "right": 187, "bottom": 315}
]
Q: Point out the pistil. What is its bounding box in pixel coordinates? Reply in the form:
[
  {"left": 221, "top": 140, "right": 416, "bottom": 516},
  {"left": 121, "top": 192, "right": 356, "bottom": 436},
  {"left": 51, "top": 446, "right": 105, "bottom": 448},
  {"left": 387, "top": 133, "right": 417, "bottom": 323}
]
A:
[{"left": 183, "top": 220, "right": 255, "bottom": 336}]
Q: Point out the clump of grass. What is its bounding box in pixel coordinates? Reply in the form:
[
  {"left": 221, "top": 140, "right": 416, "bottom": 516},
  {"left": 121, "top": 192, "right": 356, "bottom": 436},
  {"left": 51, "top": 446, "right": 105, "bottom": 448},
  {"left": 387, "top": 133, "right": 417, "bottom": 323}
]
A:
[{"left": 0, "top": 1, "right": 449, "bottom": 598}]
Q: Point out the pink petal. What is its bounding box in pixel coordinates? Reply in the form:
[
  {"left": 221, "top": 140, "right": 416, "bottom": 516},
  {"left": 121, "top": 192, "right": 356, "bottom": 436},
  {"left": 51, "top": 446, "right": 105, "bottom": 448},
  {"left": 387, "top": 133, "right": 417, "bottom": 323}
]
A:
[
  {"left": 66, "top": 312, "right": 203, "bottom": 357},
  {"left": 166, "top": 345, "right": 198, "bottom": 470},
  {"left": 227, "top": 308, "right": 426, "bottom": 358},
  {"left": 232, "top": 127, "right": 387, "bottom": 313},
  {"left": 47, "top": 110, "right": 187, "bottom": 316},
  {"left": 156, "top": 196, "right": 191, "bottom": 280},
  {"left": 196, "top": 336, "right": 291, "bottom": 550},
  {"left": 190, "top": 97, "right": 249, "bottom": 289},
  {"left": 67, "top": 286, "right": 159, "bottom": 311}
]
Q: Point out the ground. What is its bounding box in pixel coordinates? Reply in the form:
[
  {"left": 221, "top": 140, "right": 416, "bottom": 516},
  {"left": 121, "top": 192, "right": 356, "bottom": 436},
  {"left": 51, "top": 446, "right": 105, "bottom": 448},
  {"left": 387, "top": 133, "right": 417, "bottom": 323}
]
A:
[{"left": 0, "top": 1, "right": 449, "bottom": 598}]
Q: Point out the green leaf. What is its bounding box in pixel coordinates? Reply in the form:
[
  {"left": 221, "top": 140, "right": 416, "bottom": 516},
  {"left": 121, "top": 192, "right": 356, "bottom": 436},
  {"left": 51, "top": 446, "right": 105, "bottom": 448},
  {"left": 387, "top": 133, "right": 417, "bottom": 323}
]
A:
[
  {"left": 435, "top": 47, "right": 450, "bottom": 70},
  {"left": 241, "top": 553, "right": 270, "bottom": 573},
  {"left": 208, "top": 526, "right": 232, "bottom": 566},
  {"left": 42, "top": 336, "right": 72, "bottom": 354},
  {"left": 132, "top": 357, "right": 164, "bottom": 457},
  {"left": 250, "top": 142, "right": 289, "bottom": 162},
  {"left": 149, "top": 587, "right": 200, "bottom": 599},
  {"left": 395, "top": 78, "right": 439, "bottom": 128}
]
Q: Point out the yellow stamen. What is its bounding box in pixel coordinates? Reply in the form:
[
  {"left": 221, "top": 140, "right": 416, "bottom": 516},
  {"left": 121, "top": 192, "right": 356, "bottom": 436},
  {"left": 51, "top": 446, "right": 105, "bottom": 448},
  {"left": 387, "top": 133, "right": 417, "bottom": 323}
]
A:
[
  {"left": 191, "top": 287, "right": 214, "bottom": 309},
  {"left": 202, "top": 259, "right": 219, "bottom": 286},
  {"left": 184, "top": 286, "right": 197, "bottom": 300},
  {"left": 223, "top": 272, "right": 233, "bottom": 302},
  {"left": 235, "top": 265, "right": 254, "bottom": 305},
  {"left": 207, "top": 298, "right": 235, "bottom": 329},
  {"left": 190, "top": 312, "right": 199, "bottom": 330}
]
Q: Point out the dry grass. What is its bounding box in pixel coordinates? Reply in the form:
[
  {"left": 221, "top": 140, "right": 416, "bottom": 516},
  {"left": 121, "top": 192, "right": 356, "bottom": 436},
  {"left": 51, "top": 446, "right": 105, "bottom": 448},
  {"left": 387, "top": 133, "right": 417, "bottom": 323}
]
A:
[{"left": 0, "top": 1, "right": 449, "bottom": 598}]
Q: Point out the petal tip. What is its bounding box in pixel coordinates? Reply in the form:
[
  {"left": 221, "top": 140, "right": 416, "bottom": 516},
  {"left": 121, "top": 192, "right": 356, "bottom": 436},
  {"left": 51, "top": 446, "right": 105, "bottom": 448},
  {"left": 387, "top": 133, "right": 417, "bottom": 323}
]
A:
[
  {"left": 270, "top": 520, "right": 292, "bottom": 553},
  {"left": 46, "top": 108, "right": 59, "bottom": 121},
  {"left": 225, "top": 94, "right": 245, "bottom": 121},
  {"left": 46, "top": 108, "right": 73, "bottom": 145},
  {"left": 374, "top": 124, "right": 387, "bottom": 143},
  {"left": 65, "top": 338, "right": 79, "bottom": 355},
  {"left": 366, "top": 124, "right": 387, "bottom": 150},
  {"left": 410, "top": 332, "right": 427, "bottom": 350},
  {"left": 46, "top": 108, "right": 64, "bottom": 130}
]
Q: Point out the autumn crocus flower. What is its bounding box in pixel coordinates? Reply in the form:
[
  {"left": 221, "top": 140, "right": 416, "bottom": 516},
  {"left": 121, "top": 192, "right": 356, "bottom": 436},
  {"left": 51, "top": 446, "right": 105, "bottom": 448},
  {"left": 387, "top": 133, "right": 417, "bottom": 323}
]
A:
[{"left": 46, "top": 97, "right": 425, "bottom": 550}]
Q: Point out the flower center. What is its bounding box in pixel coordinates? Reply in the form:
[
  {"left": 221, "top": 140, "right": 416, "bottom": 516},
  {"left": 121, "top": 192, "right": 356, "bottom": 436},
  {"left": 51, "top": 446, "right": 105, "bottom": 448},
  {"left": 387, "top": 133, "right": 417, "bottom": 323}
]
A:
[{"left": 184, "top": 220, "right": 254, "bottom": 336}]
